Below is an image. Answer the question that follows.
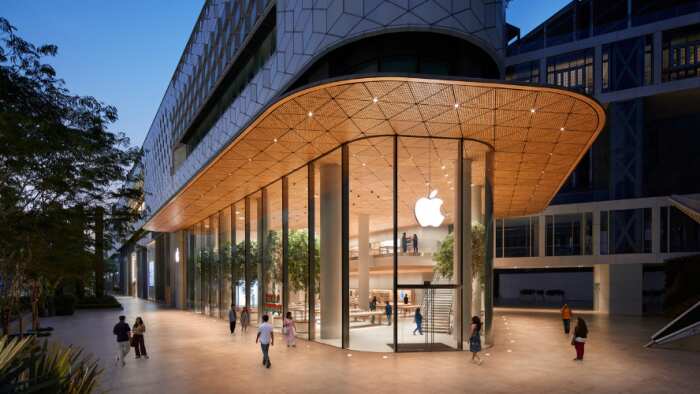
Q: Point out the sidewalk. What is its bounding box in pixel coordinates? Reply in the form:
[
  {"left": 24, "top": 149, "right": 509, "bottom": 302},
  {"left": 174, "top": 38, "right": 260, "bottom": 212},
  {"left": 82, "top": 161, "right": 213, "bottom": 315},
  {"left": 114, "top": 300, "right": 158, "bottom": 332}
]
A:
[{"left": 33, "top": 296, "right": 700, "bottom": 394}]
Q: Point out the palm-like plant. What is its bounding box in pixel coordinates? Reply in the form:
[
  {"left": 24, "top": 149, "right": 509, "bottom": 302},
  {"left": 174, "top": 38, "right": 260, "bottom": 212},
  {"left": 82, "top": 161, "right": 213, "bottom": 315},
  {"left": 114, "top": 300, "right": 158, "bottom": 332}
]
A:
[{"left": 0, "top": 335, "right": 102, "bottom": 393}]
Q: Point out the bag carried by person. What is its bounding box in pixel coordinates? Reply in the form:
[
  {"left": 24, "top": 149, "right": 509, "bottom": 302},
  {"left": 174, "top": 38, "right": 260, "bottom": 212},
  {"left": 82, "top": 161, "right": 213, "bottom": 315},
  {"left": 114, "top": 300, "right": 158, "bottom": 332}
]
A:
[{"left": 130, "top": 336, "right": 137, "bottom": 347}]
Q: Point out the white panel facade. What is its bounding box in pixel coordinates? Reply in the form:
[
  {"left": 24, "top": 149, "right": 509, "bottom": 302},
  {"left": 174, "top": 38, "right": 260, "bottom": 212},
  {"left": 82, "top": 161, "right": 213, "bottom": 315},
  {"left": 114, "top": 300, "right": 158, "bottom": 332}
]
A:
[{"left": 141, "top": 0, "right": 505, "bottom": 223}]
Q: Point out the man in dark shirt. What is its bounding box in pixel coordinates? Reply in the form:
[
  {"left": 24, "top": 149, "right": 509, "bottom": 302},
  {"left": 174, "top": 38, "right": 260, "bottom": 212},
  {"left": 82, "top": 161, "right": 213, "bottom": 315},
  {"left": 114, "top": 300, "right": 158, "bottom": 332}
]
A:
[{"left": 113, "top": 315, "right": 131, "bottom": 366}]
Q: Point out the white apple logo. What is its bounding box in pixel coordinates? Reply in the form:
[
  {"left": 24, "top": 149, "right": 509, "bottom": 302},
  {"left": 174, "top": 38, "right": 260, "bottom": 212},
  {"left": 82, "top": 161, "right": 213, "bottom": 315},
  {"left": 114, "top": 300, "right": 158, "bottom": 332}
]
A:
[{"left": 414, "top": 190, "right": 445, "bottom": 227}]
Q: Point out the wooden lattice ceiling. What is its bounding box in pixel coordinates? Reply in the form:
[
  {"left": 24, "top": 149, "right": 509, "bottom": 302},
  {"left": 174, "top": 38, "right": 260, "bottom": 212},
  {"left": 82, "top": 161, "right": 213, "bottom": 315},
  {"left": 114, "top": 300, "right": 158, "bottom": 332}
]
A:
[{"left": 145, "top": 76, "right": 606, "bottom": 232}]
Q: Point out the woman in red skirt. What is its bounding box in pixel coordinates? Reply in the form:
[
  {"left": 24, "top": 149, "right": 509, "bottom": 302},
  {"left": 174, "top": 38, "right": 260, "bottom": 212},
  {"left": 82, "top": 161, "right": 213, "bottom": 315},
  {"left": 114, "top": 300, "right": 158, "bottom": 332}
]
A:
[{"left": 572, "top": 317, "right": 588, "bottom": 361}]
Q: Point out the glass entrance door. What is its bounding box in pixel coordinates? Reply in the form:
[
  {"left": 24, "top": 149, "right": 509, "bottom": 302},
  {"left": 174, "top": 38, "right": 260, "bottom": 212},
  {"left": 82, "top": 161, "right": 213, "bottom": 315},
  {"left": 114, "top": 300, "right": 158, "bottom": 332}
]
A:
[{"left": 396, "top": 284, "right": 461, "bottom": 352}]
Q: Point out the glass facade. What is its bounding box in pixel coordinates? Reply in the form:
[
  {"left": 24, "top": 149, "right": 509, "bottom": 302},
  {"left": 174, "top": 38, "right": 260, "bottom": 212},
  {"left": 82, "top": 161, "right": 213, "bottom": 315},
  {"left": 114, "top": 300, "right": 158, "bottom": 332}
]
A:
[
  {"left": 545, "top": 213, "right": 593, "bottom": 256},
  {"left": 600, "top": 208, "right": 652, "bottom": 254},
  {"left": 662, "top": 24, "right": 700, "bottom": 82},
  {"left": 181, "top": 136, "right": 493, "bottom": 352},
  {"left": 602, "top": 35, "right": 653, "bottom": 92},
  {"left": 508, "top": 0, "right": 700, "bottom": 55},
  {"left": 505, "top": 61, "right": 540, "bottom": 83},
  {"left": 662, "top": 206, "right": 700, "bottom": 253},
  {"left": 547, "top": 49, "right": 594, "bottom": 94},
  {"left": 495, "top": 217, "right": 539, "bottom": 257}
]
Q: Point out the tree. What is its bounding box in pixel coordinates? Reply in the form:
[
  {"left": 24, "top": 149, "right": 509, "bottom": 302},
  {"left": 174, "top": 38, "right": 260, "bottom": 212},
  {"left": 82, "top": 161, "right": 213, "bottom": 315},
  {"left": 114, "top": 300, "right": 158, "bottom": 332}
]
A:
[
  {"left": 0, "top": 18, "right": 143, "bottom": 334},
  {"left": 432, "top": 223, "right": 487, "bottom": 282}
]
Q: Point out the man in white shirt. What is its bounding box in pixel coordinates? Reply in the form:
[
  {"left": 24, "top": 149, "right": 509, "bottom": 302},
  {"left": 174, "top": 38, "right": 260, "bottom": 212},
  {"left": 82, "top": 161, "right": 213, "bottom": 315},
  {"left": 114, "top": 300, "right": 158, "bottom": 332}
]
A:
[{"left": 256, "top": 314, "right": 274, "bottom": 368}]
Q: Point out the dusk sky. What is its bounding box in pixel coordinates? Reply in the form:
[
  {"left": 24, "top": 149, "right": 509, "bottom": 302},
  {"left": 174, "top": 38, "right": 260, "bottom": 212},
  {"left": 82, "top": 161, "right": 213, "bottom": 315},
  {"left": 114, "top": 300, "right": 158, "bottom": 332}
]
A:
[{"left": 3, "top": 0, "right": 569, "bottom": 148}]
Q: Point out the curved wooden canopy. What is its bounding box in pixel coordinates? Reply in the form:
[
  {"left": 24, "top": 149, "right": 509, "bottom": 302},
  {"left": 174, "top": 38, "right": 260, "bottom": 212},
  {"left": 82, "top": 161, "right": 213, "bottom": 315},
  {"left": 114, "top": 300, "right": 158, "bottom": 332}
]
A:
[{"left": 145, "top": 76, "right": 606, "bottom": 232}]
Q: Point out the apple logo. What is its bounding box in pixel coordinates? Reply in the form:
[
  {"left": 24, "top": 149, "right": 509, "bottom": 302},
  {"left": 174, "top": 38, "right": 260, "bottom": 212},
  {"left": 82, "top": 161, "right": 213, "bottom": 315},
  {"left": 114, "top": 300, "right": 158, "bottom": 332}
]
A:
[{"left": 414, "top": 189, "right": 445, "bottom": 227}]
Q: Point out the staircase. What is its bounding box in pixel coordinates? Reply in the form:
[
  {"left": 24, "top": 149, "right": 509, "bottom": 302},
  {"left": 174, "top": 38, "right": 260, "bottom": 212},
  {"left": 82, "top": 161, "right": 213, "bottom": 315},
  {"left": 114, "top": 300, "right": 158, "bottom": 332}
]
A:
[{"left": 422, "top": 288, "right": 454, "bottom": 334}]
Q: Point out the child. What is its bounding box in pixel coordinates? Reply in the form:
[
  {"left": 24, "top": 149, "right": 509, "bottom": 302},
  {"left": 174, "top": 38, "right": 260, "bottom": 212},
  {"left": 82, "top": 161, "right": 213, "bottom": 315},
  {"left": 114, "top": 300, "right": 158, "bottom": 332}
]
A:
[{"left": 413, "top": 308, "right": 423, "bottom": 335}]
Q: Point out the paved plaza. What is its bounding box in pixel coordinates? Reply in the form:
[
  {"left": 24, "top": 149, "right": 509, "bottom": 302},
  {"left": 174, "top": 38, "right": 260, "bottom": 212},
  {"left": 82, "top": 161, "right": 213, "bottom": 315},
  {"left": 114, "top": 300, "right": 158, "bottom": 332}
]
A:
[{"left": 39, "top": 297, "right": 700, "bottom": 393}]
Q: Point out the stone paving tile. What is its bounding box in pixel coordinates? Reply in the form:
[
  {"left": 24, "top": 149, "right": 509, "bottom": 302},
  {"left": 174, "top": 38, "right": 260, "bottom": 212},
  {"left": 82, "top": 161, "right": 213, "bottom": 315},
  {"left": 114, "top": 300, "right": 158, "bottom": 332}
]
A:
[{"left": 34, "top": 298, "right": 700, "bottom": 394}]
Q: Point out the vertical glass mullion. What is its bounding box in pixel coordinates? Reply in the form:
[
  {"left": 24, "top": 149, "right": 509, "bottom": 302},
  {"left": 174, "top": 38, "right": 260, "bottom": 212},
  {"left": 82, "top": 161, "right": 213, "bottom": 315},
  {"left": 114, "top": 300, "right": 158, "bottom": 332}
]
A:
[
  {"left": 341, "top": 144, "right": 349, "bottom": 349},
  {"left": 282, "top": 176, "right": 289, "bottom": 319},
  {"left": 307, "top": 162, "right": 316, "bottom": 341}
]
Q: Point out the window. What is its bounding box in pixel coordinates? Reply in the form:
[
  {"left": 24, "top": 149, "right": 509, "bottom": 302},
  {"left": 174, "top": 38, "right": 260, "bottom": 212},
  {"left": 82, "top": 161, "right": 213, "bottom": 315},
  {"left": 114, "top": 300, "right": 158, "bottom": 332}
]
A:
[
  {"left": 593, "top": 0, "right": 628, "bottom": 35},
  {"left": 600, "top": 208, "right": 652, "bottom": 254},
  {"left": 546, "top": 8, "right": 574, "bottom": 47},
  {"left": 576, "top": 0, "right": 592, "bottom": 40},
  {"left": 662, "top": 25, "right": 700, "bottom": 82},
  {"left": 602, "top": 36, "right": 653, "bottom": 92},
  {"left": 545, "top": 213, "right": 592, "bottom": 256},
  {"left": 632, "top": 0, "right": 700, "bottom": 26},
  {"left": 547, "top": 49, "right": 594, "bottom": 94},
  {"left": 666, "top": 206, "right": 700, "bottom": 253},
  {"left": 506, "top": 61, "right": 540, "bottom": 83},
  {"left": 495, "top": 217, "right": 539, "bottom": 257}
]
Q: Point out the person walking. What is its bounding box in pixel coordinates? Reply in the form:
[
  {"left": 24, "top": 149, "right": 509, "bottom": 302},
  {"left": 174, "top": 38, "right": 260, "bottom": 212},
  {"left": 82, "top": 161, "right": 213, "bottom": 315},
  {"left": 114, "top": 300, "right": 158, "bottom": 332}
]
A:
[
  {"left": 469, "top": 316, "right": 483, "bottom": 365},
  {"left": 132, "top": 317, "right": 149, "bottom": 359},
  {"left": 113, "top": 315, "right": 131, "bottom": 367},
  {"left": 369, "top": 296, "right": 377, "bottom": 324},
  {"left": 561, "top": 304, "right": 572, "bottom": 334},
  {"left": 283, "top": 311, "right": 296, "bottom": 347},
  {"left": 413, "top": 307, "right": 423, "bottom": 335},
  {"left": 401, "top": 232, "right": 407, "bottom": 254},
  {"left": 241, "top": 307, "right": 250, "bottom": 333},
  {"left": 572, "top": 317, "right": 588, "bottom": 361},
  {"left": 403, "top": 293, "right": 409, "bottom": 305},
  {"left": 228, "top": 304, "right": 237, "bottom": 335},
  {"left": 256, "top": 314, "right": 274, "bottom": 368},
  {"left": 412, "top": 234, "right": 418, "bottom": 255},
  {"left": 385, "top": 300, "right": 392, "bottom": 326}
]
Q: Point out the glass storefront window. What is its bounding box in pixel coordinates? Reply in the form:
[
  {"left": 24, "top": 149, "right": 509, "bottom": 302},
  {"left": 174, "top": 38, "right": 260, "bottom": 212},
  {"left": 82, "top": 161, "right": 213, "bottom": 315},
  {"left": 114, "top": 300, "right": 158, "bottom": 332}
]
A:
[
  {"left": 264, "top": 181, "right": 283, "bottom": 330},
  {"left": 287, "top": 168, "right": 311, "bottom": 339},
  {"left": 249, "top": 192, "right": 262, "bottom": 325},
  {"left": 194, "top": 222, "right": 203, "bottom": 313},
  {"left": 220, "top": 207, "right": 232, "bottom": 316},
  {"left": 233, "top": 201, "right": 245, "bottom": 308},
  {"left": 176, "top": 136, "right": 494, "bottom": 352},
  {"left": 348, "top": 136, "right": 394, "bottom": 351},
  {"left": 209, "top": 214, "right": 220, "bottom": 317}
]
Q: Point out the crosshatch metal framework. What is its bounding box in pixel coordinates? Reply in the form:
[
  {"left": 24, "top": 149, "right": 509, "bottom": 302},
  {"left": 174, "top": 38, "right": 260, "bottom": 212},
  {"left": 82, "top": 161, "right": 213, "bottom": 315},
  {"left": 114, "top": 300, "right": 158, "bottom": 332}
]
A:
[{"left": 146, "top": 76, "right": 606, "bottom": 233}]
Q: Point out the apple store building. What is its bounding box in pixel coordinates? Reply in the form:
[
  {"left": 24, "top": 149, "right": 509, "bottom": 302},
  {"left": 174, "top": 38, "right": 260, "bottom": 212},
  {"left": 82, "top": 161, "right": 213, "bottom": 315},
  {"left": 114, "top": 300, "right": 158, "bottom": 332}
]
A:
[{"left": 137, "top": 23, "right": 606, "bottom": 353}]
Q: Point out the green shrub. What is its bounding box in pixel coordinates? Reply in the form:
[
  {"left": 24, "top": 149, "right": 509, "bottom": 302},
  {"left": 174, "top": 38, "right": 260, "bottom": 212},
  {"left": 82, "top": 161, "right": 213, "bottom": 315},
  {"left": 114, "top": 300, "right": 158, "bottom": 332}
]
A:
[
  {"left": 0, "top": 335, "right": 101, "bottom": 393},
  {"left": 53, "top": 295, "right": 76, "bottom": 316},
  {"left": 75, "top": 295, "right": 122, "bottom": 310}
]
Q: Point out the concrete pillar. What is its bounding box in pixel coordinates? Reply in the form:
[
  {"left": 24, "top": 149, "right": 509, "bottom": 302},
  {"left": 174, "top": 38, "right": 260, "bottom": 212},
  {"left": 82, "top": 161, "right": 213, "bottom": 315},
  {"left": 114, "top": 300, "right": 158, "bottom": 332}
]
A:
[
  {"left": 357, "top": 214, "right": 370, "bottom": 311},
  {"left": 653, "top": 31, "right": 662, "bottom": 85},
  {"left": 471, "top": 185, "right": 483, "bottom": 225},
  {"left": 595, "top": 263, "right": 643, "bottom": 315},
  {"left": 538, "top": 214, "right": 546, "bottom": 257},
  {"left": 453, "top": 158, "right": 472, "bottom": 345},
  {"left": 593, "top": 264, "right": 610, "bottom": 313},
  {"left": 320, "top": 163, "right": 341, "bottom": 339},
  {"left": 470, "top": 185, "right": 483, "bottom": 318},
  {"left": 592, "top": 209, "right": 601, "bottom": 256},
  {"left": 483, "top": 152, "right": 494, "bottom": 345},
  {"left": 594, "top": 45, "right": 602, "bottom": 95}
]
